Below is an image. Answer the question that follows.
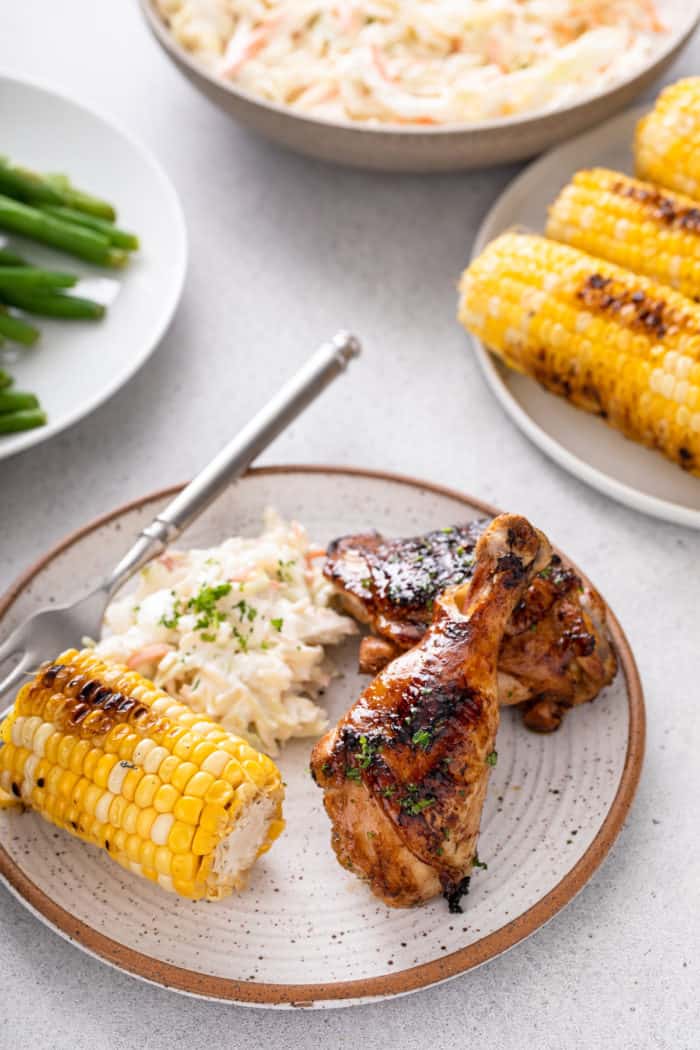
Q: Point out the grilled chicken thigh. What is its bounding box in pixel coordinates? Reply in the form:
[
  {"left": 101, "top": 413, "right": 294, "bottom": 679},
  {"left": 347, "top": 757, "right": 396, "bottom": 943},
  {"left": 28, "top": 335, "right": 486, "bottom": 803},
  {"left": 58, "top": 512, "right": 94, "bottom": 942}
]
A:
[
  {"left": 324, "top": 520, "right": 615, "bottom": 732},
  {"left": 311, "top": 514, "right": 551, "bottom": 910}
]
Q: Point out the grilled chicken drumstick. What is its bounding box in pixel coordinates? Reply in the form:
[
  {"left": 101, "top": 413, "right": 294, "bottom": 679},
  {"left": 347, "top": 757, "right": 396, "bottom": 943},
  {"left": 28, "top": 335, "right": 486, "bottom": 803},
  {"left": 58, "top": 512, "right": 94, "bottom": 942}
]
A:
[
  {"left": 311, "top": 513, "right": 551, "bottom": 910},
  {"left": 324, "top": 519, "right": 615, "bottom": 732}
]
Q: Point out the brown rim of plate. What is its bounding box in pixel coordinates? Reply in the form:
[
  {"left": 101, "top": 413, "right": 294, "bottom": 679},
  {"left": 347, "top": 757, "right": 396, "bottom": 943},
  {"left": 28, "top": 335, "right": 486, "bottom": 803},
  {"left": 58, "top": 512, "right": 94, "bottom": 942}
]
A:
[{"left": 0, "top": 465, "right": 645, "bottom": 1007}]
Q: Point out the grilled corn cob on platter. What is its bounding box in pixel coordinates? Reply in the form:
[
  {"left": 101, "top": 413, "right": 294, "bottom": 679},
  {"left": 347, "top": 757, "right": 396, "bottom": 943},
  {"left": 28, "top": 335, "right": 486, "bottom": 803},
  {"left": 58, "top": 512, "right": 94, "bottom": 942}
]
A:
[
  {"left": 0, "top": 648, "right": 285, "bottom": 900},
  {"left": 635, "top": 77, "right": 700, "bottom": 200},
  {"left": 546, "top": 169, "right": 700, "bottom": 301},
  {"left": 459, "top": 232, "right": 700, "bottom": 475}
]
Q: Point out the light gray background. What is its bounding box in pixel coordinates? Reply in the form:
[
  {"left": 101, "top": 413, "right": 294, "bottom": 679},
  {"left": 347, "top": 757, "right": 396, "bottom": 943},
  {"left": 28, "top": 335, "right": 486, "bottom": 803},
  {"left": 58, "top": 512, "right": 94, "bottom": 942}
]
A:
[{"left": 1, "top": 3, "right": 698, "bottom": 1048}]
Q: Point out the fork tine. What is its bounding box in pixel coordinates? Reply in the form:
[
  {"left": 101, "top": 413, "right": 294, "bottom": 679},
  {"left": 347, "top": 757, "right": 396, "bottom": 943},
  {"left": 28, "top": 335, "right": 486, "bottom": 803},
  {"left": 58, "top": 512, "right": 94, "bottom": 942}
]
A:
[{"left": 0, "top": 652, "right": 31, "bottom": 708}]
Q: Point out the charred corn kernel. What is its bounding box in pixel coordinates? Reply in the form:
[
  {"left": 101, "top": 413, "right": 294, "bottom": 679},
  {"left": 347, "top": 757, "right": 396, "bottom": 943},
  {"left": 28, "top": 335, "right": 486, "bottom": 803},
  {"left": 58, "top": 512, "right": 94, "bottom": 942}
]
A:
[
  {"left": 459, "top": 233, "right": 700, "bottom": 475},
  {"left": 547, "top": 169, "right": 700, "bottom": 300},
  {"left": 174, "top": 795, "right": 203, "bottom": 825},
  {"left": 636, "top": 78, "right": 700, "bottom": 199},
  {"left": 153, "top": 783, "right": 178, "bottom": 813},
  {"left": 0, "top": 650, "right": 284, "bottom": 900}
]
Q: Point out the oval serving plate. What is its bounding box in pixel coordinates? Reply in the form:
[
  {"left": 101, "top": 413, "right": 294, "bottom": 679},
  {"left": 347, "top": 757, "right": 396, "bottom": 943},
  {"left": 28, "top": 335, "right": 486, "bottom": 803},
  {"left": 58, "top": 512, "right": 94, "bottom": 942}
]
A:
[
  {"left": 468, "top": 105, "right": 700, "bottom": 529},
  {"left": 0, "top": 75, "right": 187, "bottom": 461},
  {"left": 0, "top": 467, "right": 644, "bottom": 1008}
]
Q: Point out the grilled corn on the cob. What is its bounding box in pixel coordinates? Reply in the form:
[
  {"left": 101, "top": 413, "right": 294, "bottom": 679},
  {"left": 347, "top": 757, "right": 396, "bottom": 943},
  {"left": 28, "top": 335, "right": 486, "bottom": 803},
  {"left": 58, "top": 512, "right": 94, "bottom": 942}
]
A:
[
  {"left": 0, "top": 649, "right": 285, "bottom": 900},
  {"left": 547, "top": 168, "right": 700, "bottom": 301},
  {"left": 635, "top": 77, "right": 700, "bottom": 199},
  {"left": 458, "top": 232, "right": 700, "bottom": 474}
]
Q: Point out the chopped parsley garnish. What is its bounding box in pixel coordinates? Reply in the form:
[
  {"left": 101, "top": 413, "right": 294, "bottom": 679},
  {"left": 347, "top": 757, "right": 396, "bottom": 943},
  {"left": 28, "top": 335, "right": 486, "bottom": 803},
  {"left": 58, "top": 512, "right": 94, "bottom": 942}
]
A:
[
  {"left": 357, "top": 734, "right": 379, "bottom": 769},
  {"left": 345, "top": 767, "right": 361, "bottom": 782},
  {"left": 235, "top": 599, "right": 258, "bottom": 623},
  {"left": 381, "top": 785, "right": 397, "bottom": 798},
  {"left": 538, "top": 565, "right": 553, "bottom": 579},
  {"left": 412, "top": 728, "right": 432, "bottom": 750},
  {"left": 472, "top": 852, "right": 488, "bottom": 871},
  {"left": 276, "top": 559, "right": 296, "bottom": 583},
  {"left": 441, "top": 526, "right": 454, "bottom": 534},
  {"left": 360, "top": 577, "right": 372, "bottom": 590},
  {"left": 486, "top": 750, "right": 498, "bottom": 766},
  {"left": 400, "top": 784, "right": 436, "bottom": 816},
  {"left": 271, "top": 617, "right": 284, "bottom": 632}
]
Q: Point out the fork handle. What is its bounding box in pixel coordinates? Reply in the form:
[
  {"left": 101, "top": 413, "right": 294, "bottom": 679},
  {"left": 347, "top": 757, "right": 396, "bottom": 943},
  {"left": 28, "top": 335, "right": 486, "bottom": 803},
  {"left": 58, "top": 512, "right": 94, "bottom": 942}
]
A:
[{"left": 103, "top": 331, "right": 361, "bottom": 597}]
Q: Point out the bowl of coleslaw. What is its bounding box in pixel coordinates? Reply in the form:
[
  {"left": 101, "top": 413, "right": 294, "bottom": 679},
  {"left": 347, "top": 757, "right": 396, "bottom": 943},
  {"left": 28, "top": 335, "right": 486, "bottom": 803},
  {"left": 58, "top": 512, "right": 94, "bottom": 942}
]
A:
[{"left": 141, "top": 0, "right": 700, "bottom": 172}]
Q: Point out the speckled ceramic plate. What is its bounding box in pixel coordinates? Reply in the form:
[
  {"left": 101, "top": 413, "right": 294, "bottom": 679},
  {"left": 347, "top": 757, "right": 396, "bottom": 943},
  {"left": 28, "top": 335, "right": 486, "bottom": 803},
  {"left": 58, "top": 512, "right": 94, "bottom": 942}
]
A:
[
  {"left": 0, "top": 467, "right": 644, "bottom": 1008},
  {"left": 468, "top": 106, "right": 700, "bottom": 529}
]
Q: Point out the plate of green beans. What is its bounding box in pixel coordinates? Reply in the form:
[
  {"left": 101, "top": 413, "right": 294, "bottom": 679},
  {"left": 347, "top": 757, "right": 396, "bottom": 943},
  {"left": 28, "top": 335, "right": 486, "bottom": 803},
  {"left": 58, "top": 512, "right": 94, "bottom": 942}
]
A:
[{"left": 0, "top": 76, "right": 187, "bottom": 459}]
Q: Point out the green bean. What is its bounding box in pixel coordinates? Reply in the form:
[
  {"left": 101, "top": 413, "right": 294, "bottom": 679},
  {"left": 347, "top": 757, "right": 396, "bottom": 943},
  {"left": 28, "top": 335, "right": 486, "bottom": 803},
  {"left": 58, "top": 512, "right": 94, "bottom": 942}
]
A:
[
  {"left": 41, "top": 205, "right": 138, "bottom": 251},
  {"left": 45, "top": 174, "right": 116, "bottom": 221},
  {"left": 0, "top": 309, "right": 40, "bottom": 345},
  {"left": 0, "top": 390, "right": 38, "bottom": 414},
  {"left": 0, "top": 267, "right": 77, "bottom": 290},
  {"left": 0, "top": 195, "right": 126, "bottom": 267},
  {"left": 0, "top": 160, "right": 64, "bottom": 206},
  {"left": 0, "top": 408, "right": 46, "bottom": 433},
  {"left": 0, "top": 288, "right": 105, "bottom": 320},
  {"left": 0, "top": 247, "right": 28, "bottom": 266}
]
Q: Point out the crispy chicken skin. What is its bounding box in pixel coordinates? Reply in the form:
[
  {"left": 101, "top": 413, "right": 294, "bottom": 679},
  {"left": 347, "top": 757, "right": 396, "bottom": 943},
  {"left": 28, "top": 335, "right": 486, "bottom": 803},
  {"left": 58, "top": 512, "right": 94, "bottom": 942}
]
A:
[
  {"left": 324, "top": 520, "right": 616, "bottom": 732},
  {"left": 311, "top": 514, "right": 551, "bottom": 910}
]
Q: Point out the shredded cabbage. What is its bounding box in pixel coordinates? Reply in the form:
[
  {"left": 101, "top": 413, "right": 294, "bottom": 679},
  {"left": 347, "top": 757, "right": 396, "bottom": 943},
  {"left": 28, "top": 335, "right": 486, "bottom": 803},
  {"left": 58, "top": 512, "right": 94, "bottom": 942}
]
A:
[
  {"left": 95, "top": 510, "right": 356, "bottom": 755},
  {"left": 156, "top": 0, "right": 665, "bottom": 124}
]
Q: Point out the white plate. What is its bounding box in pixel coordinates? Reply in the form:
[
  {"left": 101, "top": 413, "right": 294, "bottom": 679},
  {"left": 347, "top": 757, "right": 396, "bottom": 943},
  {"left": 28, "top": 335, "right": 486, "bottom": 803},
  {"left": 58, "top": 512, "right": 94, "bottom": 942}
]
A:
[
  {"left": 0, "top": 468, "right": 644, "bottom": 1008},
  {"left": 0, "top": 76, "right": 187, "bottom": 460},
  {"left": 468, "top": 106, "right": 700, "bottom": 529}
]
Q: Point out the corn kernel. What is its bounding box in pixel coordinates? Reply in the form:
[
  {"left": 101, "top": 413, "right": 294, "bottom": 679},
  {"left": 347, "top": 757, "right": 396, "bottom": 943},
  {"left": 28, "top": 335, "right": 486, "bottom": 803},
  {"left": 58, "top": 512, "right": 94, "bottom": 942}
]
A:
[
  {"left": 170, "top": 761, "right": 198, "bottom": 793},
  {"left": 173, "top": 795, "right": 203, "bottom": 825},
  {"left": 185, "top": 771, "right": 215, "bottom": 798},
  {"left": 153, "top": 783, "right": 178, "bottom": 814},
  {"left": 168, "top": 820, "right": 195, "bottom": 854}
]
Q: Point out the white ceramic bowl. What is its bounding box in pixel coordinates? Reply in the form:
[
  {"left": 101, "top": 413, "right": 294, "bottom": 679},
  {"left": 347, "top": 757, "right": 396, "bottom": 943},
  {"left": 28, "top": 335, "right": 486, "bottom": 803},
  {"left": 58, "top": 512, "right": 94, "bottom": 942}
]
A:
[{"left": 139, "top": 0, "right": 700, "bottom": 172}]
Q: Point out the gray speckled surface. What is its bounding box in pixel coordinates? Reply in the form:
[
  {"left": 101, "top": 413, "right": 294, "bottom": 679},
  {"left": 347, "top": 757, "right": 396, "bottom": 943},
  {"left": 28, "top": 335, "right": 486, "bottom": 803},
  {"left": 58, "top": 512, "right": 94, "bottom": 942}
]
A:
[{"left": 0, "top": 3, "right": 698, "bottom": 1047}]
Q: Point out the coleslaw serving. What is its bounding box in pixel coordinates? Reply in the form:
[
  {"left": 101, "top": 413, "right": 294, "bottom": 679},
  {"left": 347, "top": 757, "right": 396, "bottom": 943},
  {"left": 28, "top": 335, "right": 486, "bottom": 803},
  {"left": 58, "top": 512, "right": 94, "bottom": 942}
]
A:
[
  {"left": 94, "top": 510, "right": 356, "bottom": 755},
  {"left": 155, "top": 0, "right": 666, "bottom": 125}
]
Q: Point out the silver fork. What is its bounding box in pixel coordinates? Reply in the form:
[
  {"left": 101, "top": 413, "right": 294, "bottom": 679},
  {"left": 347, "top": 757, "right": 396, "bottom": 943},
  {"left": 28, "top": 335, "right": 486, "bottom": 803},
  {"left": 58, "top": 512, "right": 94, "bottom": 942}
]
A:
[{"left": 0, "top": 330, "right": 361, "bottom": 715}]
